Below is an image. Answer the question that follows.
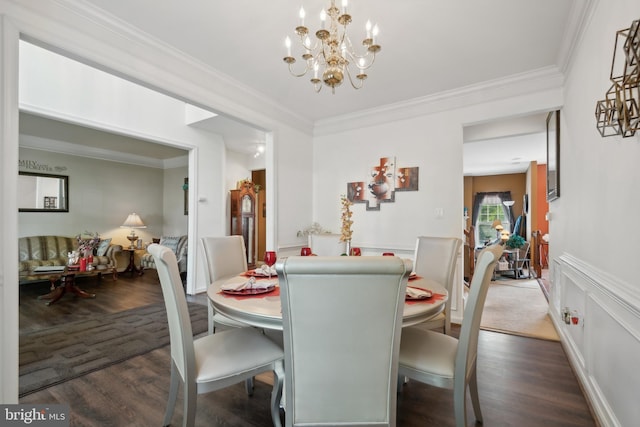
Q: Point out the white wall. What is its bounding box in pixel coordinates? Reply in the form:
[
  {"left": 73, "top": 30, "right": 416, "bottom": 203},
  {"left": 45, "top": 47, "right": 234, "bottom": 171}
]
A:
[
  {"left": 274, "top": 126, "right": 314, "bottom": 255},
  {"left": 162, "top": 166, "right": 189, "bottom": 237},
  {"left": 314, "top": 112, "right": 462, "bottom": 251},
  {"left": 547, "top": 1, "right": 640, "bottom": 425},
  {"left": 555, "top": 1, "right": 639, "bottom": 284}
]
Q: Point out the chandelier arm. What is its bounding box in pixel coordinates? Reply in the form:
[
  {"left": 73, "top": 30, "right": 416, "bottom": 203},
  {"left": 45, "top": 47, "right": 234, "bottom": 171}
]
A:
[
  {"left": 349, "top": 52, "right": 377, "bottom": 71},
  {"left": 287, "top": 62, "right": 311, "bottom": 78},
  {"left": 296, "top": 34, "right": 321, "bottom": 53},
  {"left": 344, "top": 66, "right": 364, "bottom": 90}
]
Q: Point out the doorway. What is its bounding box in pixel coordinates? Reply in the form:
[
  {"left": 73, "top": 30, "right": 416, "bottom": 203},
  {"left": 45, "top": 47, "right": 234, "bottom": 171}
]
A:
[
  {"left": 252, "top": 169, "right": 266, "bottom": 261},
  {"left": 462, "top": 113, "right": 550, "bottom": 282}
]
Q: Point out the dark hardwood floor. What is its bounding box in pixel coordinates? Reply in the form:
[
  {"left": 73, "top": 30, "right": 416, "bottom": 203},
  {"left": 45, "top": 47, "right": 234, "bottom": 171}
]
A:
[{"left": 19, "top": 270, "right": 597, "bottom": 426}]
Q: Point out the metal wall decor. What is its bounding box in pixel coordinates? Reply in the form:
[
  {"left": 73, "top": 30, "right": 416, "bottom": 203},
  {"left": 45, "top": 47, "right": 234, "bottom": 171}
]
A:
[
  {"left": 346, "top": 156, "right": 418, "bottom": 211},
  {"left": 595, "top": 18, "right": 640, "bottom": 138}
]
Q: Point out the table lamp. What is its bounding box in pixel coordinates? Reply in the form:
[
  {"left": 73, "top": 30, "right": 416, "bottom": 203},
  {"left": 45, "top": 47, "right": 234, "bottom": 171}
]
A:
[
  {"left": 121, "top": 213, "right": 147, "bottom": 249},
  {"left": 492, "top": 219, "right": 504, "bottom": 241}
]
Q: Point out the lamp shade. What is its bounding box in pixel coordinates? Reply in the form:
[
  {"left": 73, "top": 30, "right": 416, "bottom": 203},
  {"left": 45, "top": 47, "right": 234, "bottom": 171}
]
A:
[
  {"left": 121, "top": 213, "right": 147, "bottom": 229},
  {"left": 492, "top": 219, "right": 503, "bottom": 230},
  {"left": 503, "top": 200, "right": 515, "bottom": 207}
]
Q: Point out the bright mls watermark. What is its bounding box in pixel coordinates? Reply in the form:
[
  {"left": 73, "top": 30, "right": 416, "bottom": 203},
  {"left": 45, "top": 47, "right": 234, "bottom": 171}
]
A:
[{"left": 0, "top": 405, "right": 69, "bottom": 427}]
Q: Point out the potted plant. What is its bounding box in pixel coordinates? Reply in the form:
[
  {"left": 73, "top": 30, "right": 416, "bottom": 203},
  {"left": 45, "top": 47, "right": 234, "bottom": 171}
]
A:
[{"left": 505, "top": 234, "right": 526, "bottom": 249}]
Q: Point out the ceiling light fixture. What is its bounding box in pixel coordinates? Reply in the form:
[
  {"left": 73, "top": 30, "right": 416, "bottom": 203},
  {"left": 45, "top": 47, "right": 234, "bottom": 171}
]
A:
[
  {"left": 254, "top": 144, "right": 265, "bottom": 158},
  {"left": 282, "top": 0, "right": 381, "bottom": 94}
]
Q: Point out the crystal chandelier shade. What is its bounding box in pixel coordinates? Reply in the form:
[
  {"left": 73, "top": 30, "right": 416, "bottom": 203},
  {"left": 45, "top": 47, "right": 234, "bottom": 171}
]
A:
[{"left": 282, "top": 0, "right": 381, "bottom": 94}]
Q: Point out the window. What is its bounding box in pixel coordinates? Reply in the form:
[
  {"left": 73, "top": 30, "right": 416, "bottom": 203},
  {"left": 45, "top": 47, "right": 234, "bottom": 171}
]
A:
[{"left": 473, "top": 193, "right": 512, "bottom": 245}]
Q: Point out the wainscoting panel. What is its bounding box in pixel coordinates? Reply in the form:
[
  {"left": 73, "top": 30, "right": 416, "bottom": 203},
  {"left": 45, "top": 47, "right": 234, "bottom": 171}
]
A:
[
  {"left": 562, "top": 270, "right": 587, "bottom": 365},
  {"left": 554, "top": 254, "right": 640, "bottom": 427},
  {"left": 587, "top": 293, "right": 640, "bottom": 427}
]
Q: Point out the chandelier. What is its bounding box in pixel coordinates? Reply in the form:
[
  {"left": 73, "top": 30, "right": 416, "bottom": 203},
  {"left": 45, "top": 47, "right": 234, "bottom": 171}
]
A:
[{"left": 282, "top": 0, "right": 381, "bottom": 94}]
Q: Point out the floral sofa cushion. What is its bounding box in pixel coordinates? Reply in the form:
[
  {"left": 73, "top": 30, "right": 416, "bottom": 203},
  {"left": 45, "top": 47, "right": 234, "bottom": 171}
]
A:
[{"left": 18, "top": 235, "right": 122, "bottom": 275}]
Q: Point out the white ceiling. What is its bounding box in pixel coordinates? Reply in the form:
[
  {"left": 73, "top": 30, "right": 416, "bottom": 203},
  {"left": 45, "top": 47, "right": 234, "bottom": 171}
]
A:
[{"left": 22, "top": 0, "right": 580, "bottom": 174}]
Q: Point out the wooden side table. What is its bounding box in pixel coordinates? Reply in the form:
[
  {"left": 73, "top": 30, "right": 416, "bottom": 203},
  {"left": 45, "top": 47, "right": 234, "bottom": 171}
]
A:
[{"left": 122, "top": 248, "right": 144, "bottom": 277}]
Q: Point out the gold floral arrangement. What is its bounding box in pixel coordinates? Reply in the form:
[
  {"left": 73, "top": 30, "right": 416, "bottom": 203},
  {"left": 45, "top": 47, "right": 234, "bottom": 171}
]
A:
[{"left": 340, "top": 195, "right": 353, "bottom": 242}]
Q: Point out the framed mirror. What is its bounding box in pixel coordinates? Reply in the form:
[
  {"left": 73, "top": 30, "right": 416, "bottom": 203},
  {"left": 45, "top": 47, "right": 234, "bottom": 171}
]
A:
[
  {"left": 546, "top": 110, "right": 560, "bottom": 202},
  {"left": 18, "top": 171, "right": 69, "bottom": 212}
]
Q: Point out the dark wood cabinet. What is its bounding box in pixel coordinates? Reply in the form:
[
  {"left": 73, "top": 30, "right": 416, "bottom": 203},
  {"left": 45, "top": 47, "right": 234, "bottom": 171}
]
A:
[{"left": 230, "top": 182, "right": 257, "bottom": 268}]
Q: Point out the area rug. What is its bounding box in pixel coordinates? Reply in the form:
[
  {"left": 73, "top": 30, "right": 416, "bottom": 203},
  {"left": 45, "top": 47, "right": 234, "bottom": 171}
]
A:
[
  {"left": 19, "top": 302, "right": 208, "bottom": 397},
  {"left": 481, "top": 279, "right": 560, "bottom": 341}
]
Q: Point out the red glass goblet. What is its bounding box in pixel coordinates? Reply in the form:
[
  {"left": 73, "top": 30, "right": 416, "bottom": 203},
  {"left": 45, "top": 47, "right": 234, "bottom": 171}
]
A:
[
  {"left": 300, "top": 247, "right": 312, "bottom": 256},
  {"left": 264, "top": 251, "right": 277, "bottom": 278}
]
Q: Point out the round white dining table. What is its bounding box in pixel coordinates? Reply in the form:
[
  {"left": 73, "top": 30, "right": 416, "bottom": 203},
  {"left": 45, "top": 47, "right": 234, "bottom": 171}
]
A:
[{"left": 207, "top": 274, "right": 448, "bottom": 331}]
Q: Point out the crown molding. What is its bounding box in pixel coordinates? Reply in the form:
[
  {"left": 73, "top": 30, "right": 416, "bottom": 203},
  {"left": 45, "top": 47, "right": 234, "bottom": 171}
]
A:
[
  {"left": 314, "top": 66, "right": 565, "bottom": 136},
  {"left": 20, "top": 133, "right": 187, "bottom": 169},
  {"left": 556, "top": 0, "right": 599, "bottom": 75}
]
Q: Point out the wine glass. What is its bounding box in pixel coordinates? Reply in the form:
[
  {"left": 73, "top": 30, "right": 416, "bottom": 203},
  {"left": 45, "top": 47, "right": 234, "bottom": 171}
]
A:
[
  {"left": 264, "top": 251, "right": 277, "bottom": 279},
  {"left": 300, "top": 247, "right": 312, "bottom": 256}
]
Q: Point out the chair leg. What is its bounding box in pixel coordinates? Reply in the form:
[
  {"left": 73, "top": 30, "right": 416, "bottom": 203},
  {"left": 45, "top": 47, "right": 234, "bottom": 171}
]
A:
[
  {"left": 271, "top": 360, "right": 285, "bottom": 427},
  {"left": 444, "top": 311, "right": 451, "bottom": 335},
  {"left": 453, "top": 377, "right": 468, "bottom": 427},
  {"left": 183, "top": 379, "right": 197, "bottom": 427},
  {"left": 245, "top": 377, "right": 255, "bottom": 396},
  {"left": 468, "top": 366, "right": 484, "bottom": 424},
  {"left": 207, "top": 303, "right": 214, "bottom": 335},
  {"left": 163, "top": 363, "right": 180, "bottom": 427}
]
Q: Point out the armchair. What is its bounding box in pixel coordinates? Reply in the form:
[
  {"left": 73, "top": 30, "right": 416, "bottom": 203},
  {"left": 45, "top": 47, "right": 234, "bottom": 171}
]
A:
[{"left": 140, "top": 235, "right": 188, "bottom": 274}]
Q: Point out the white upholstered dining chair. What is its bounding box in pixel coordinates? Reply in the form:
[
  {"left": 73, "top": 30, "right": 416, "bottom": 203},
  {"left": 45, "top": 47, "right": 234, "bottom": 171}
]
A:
[
  {"left": 307, "top": 233, "right": 346, "bottom": 256},
  {"left": 397, "top": 244, "right": 503, "bottom": 427},
  {"left": 200, "top": 236, "right": 252, "bottom": 334},
  {"left": 276, "top": 255, "right": 412, "bottom": 427},
  {"left": 148, "top": 244, "right": 284, "bottom": 427},
  {"left": 411, "top": 236, "right": 462, "bottom": 335}
]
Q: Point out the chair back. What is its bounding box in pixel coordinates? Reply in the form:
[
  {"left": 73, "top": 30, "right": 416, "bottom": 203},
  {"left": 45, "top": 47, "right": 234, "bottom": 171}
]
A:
[
  {"left": 455, "top": 244, "right": 503, "bottom": 388},
  {"left": 147, "top": 244, "right": 196, "bottom": 385},
  {"left": 200, "top": 236, "right": 248, "bottom": 283},
  {"left": 413, "top": 236, "right": 462, "bottom": 330},
  {"left": 308, "top": 233, "right": 346, "bottom": 256},
  {"left": 277, "top": 256, "right": 411, "bottom": 427}
]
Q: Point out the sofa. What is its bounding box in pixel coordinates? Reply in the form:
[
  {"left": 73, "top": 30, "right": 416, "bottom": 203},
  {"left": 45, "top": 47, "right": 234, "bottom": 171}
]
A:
[
  {"left": 19, "top": 235, "right": 122, "bottom": 279},
  {"left": 140, "top": 235, "right": 188, "bottom": 274}
]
